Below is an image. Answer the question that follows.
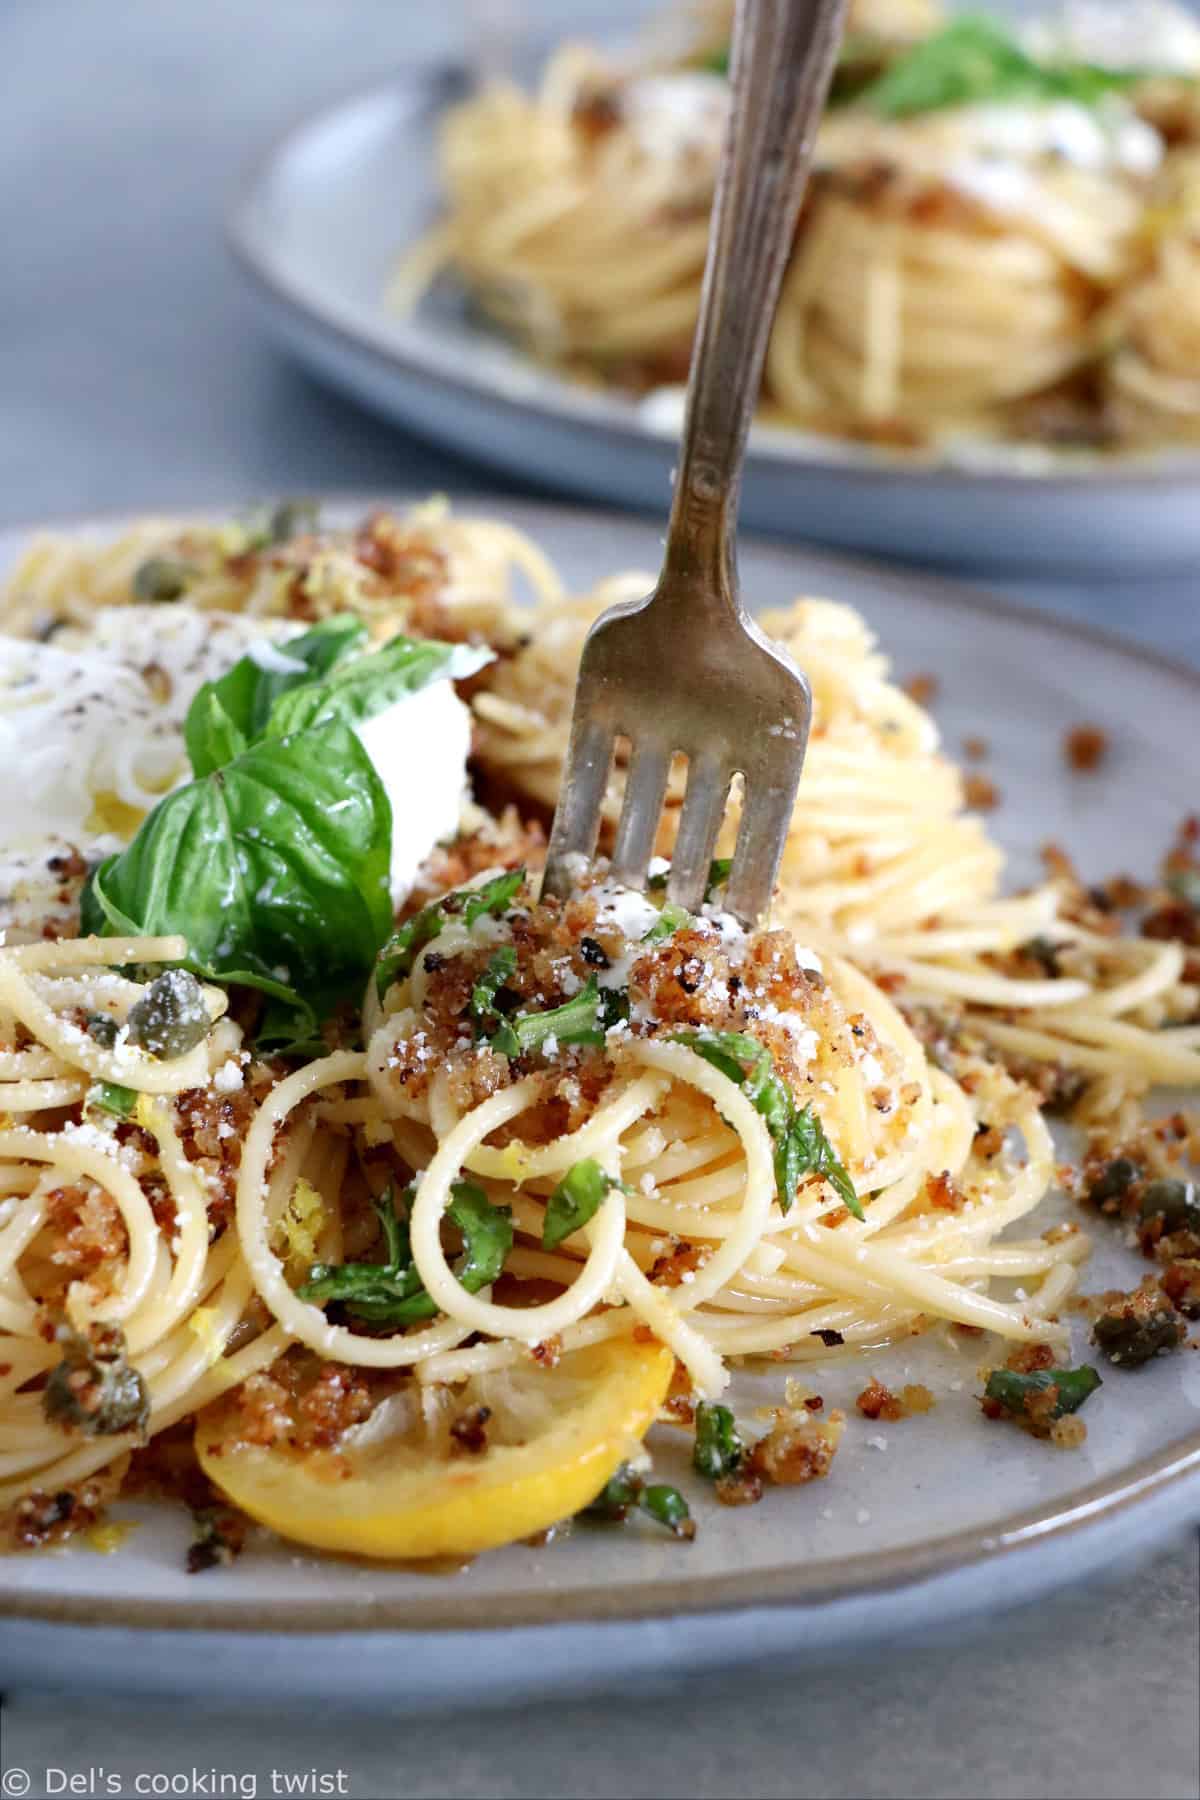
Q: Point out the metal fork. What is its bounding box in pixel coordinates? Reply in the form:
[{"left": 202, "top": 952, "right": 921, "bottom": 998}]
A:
[{"left": 541, "top": 0, "right": 848, "bottom": 925}]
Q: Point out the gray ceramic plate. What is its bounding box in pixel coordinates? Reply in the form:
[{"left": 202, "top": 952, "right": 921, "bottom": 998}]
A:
[
  {"left": 228, "top": 74, "right": 1200, "bottom": 578},
  {"left": 1, "top": 500, "right": 1198, "bottom": 1705}
]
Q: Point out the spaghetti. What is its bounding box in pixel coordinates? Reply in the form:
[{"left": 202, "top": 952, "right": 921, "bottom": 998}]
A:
[
  {"left": 393, "top": 0, "right": 1200, "bottom": 455},
  {"left": 0, "top": 499, "right": 1194, "bottom": 1559}
]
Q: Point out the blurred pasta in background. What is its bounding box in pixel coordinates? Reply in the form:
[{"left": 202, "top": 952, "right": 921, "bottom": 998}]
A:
[{"left": 393, "top": 0, "right": 1200, "bottom": 454}]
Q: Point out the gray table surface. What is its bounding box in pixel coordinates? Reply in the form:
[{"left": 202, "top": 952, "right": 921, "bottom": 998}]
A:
[{"left": 1, "top": 3, "right": 1197, "bottom": 1797}]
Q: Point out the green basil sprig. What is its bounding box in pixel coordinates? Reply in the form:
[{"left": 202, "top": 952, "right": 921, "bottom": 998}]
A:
[
  {"left": 83, "top": 618, "right": 491, "bottom": 1041},
  {"left": 671, "top": 1029, "right": 862, "bottom": 1219},
  {"left": 184, "top": 615, "right": 366, "bottom": 778},
  {"left": 185, "top": 614, "right": 490, "bottom": 778}
]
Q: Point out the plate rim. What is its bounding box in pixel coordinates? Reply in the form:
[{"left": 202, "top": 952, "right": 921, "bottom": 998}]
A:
[
  {"left": 1, "top": 493, "right": 1198, "bottom": 1637},
  {"left": 226, "top": 70, "right": 1200, "bottom": 499}
]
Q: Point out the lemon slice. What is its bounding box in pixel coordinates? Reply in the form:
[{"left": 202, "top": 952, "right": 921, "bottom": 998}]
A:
[{"left": 195, "top": 1336, "right": 673, "bottom": 1560}]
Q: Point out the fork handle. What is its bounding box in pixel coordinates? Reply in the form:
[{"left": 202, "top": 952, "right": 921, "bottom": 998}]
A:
[{"left": 661, "top": 0, "right": 847, "bottom": 609}]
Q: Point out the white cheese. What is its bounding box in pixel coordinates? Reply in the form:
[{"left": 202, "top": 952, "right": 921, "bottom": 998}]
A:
[
  {"left": 1023, "top": 0, "right": 1200, "bottom": 76},
  {"left": 623, "top": 73, "right": 729, "bottom": 165},
  {"left": 946, "top": 99, "right": 1162, "bottom": 179},
  {"left": 353, "top": 678, "right": 473, "bottom": 905}
]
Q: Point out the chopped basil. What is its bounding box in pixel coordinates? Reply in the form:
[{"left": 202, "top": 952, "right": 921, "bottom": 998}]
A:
[
  {"left": 470, "top": 945, "right": 518, "bottom": 1033},
  {"left": 641, "top": 901, "right": 692, "bottom": 946},
  {"left": 85, "top": 1081, "right": 138, "bottom": 1119},
  {"left": 984, "top": 1364, "right": 1101, "bottom": 1421},
  {"left": 861, "top": 14, "right": 1137, "bottom": 118},
  {"left": 647, "top": 858, "right": 732, "bottom": 901},
  {"left": 542, "top": 1158, "right": 630, "bottom": 1251},
  {"left": 598, "top": 985, "right": 631, "bottom": 1031},
  {"left": 492, "top": 975, "right": 606, "bottom": 1059},
  {"left": 300, "top": 1181, "right": 512, "bottom": 1325},
  {"left": 583, "top": 1463, "right": 694, "bottom": 1539},
  {"left": 375, "top": 868, "right": 525, "bottom": 999},
  {"left": 671, "top": 1029, "right": 863, "bottom": 1219},
  {"left": 693, "top": 1401, "right": 744, "bottom": 1481}
]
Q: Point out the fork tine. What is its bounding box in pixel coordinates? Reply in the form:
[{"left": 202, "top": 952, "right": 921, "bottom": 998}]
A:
[
  {"left": 541, "top": 713, "right": 616, "bottom": 901},
  {"left": 723, "top": 755, "right": 805, "bottom": 925},
  {"left": 610, "top": 742, "right": 672, "bottom": 889},
  {"left": 667, "top": 756, "right": 732, "bottom": 912}
]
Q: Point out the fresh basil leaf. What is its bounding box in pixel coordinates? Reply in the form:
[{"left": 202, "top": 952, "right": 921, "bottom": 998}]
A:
[
  {"left": 375, "top": 868, "right": 526, "bottom": 999},
  {"left": 185, "top": 615, "right": 366, "bottom": 778},
  {"left": 185, "top": 689, "right": 248, "bottom": 778},
  {"left": 300, "top": 1179, "right": 512, "bottom": 1324},
  {"left": 672, "top": 1029, "right": 862, "bottom": 1219},
  {"left": 862, "top": 13, "right": 1136, "bottom": 117},
  {"left": 267, "top": 634, "right": 492, "bottom": 743},
  {"left": 84, "top": 721, "right": 392, "bottom": 1003},
  {"left": 542, "top": 1158, "right": 629, "bottom": 1251},
  {"left": 84, "top": 1081, "right": 138, "bottom": 1119},
  {"left": 598, "top": 985, "right": 631, "bottom": 1031}
]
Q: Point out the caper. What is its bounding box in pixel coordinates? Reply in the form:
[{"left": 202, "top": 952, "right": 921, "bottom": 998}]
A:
[
  {"left": 125, "top": 969, "right": 210, "bottom": 1059},
  {"left": 241, "top": 498, "right": 319, "bottom": 550},
  {"left": 1166, "top": 869, "right": 1200, "bottom": 908},
  {"left": 268, "top": 498, "right": 319, "bottom": 543},
  {"left": 1138, "top": 1178, "right": 1200, "bottom": 1231},
  {"left": 132, "top": 557, "right": 192, "bottom": 603},
  {"left": 42, "top": 1323, "right": 149, "bottom": 1438},
  {"left": 1092, "top": 1305, "right": 1184, "bottom": 1368},
  {"left": 1086, "top": 1157, "right": 1139, "bottom": 1208},
  {"left": 84, "top": 1012, "right": 119, "bottom": 1048}
]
